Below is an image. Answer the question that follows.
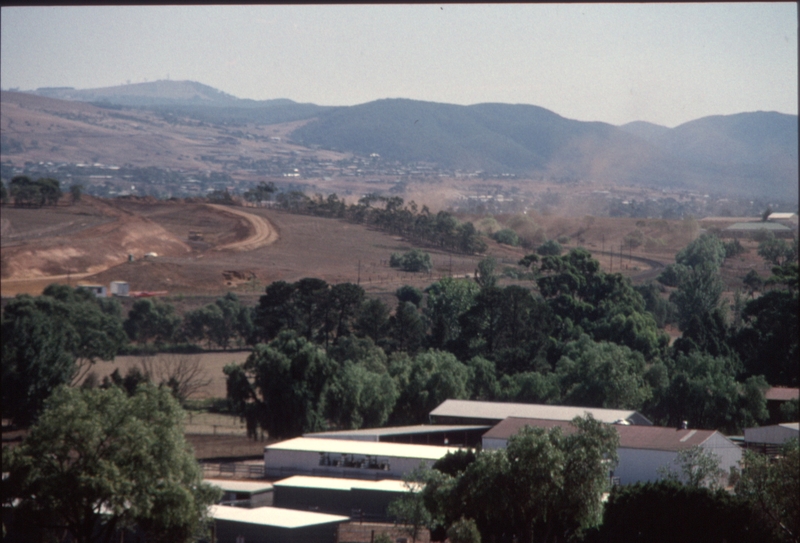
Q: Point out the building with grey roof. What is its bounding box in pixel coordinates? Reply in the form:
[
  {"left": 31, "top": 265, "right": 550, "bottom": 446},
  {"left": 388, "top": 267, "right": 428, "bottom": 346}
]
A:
[
  {"left": 744, "top": 423, "right": 799, "bottom": 455},
  {"left": 482, "top": 417, "right": 741, "bottom": 486},
  {"left": 304, "top": 424, "right": 490, "bottom": 447},
  {"left": 428, "top": 399, "right": 652, "bottom": 426},
  {"left": 205, "top": 479, "right": 274, "bottom": 508},
  {"left": 209, "top": 505, "right": 348, "bottom": 543},
  {"left": 272, "top": 476, "right": 412, "bottom": 521},
  {"left": 723, "top": 221, "right": 795, "bottom": 238}
]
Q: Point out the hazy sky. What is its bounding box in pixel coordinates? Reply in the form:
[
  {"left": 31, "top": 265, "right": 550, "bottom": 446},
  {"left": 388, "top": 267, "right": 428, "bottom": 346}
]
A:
[{"left": 1, "top": 4, "right": 796, "bottom": 127}]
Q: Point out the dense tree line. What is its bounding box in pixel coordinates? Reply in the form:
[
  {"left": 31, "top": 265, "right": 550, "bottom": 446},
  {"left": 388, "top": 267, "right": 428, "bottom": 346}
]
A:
[
  {"left": 223, "top": 239, "right": 797, "bottom": 438},
  {"left": 275, "top": 191, "right": 487, "bottom": 254},
  {"left": 3, "top": 237, "right": 796, "bottom": 436},
  {"left": 8, "top": 175, "right": 63, "bottom": 207}
]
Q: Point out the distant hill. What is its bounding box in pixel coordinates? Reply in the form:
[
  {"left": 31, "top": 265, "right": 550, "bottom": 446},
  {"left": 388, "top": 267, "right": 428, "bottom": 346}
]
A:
[
  {"left": 11, "top": 81, "right": 800, "bottom": 199},
  {"left": 28, "top": 80, "right": 330, "bottom": 125},
  {"left": 290, "top": 99, "right": 798, "bottom": 198}
]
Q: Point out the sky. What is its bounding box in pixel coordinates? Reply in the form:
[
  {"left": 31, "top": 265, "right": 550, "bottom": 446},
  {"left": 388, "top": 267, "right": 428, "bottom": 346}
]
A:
[{"left": 1, "top": 3, "right": 797, "bottom": 127}]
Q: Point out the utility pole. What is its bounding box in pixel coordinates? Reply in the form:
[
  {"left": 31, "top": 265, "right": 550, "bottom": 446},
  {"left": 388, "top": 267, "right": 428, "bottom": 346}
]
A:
[{"left": 357, "top": 259, "right": 361, "bottom": 285}]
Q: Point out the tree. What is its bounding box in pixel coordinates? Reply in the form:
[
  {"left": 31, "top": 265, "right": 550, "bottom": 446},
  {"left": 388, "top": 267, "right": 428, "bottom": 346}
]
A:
[
  {"left": 1, "top": 295, "right": 76, "bottom": 425},
  {"left": 424, "top": 415, "right": 619, "bottom": 543},
  {"left": 735, "top": 439, "right": 800, "bottom": 543},
  {"left": 758, "top": 237, "right": 794, "bottom": 266},
  {"left": 390, "top": 249, "right": 433, "bottom": 273},
  {"left": 396, "top": 285, "right": 424, "bottom": 307},
  {"left": 137, "top": 354, "right": 212, "bottom": 405},
  {"left": 675, "top": 233, "right": 726, "bottom": 271},
  {"left": 1, "top": 385, "right": 221, "bottom": 543},
  {"left": 657, "top": 445, "right": 726, "bottom": 490},
  {"left": 124, "top": 298, "right": 181, "bottom": 345},
  {"left": 243, "top": 181, "right": 276, "bottom": 204},
  {"left": 493, "top": 228, "right": 520, "bottom": 247},
  {"left": 593, "top": 480, "right": 773, "bottom": 543},
  {"left": 69, "top": 183, "right": 83, "bottom": 204},
  {"left": 325, "top": 360, "right": 398, "bottom": 429},
  {"left": 474, "top": 256, "right": 498, "bottom": 288},
  {"left": 224, "top": 330, "right": 335, "bottom": 439},
  {"left": 390, "top": 350, "right": 472, "bottom": 425},
  {"left": 2, "top": 287, "right": 127, "bottom": 425},
  {"left": 447, "top": 517, "right": 482, "bottom": 543},
  {"left": 425, "top": 277, "right": 480, "bottom": 350},
  {"left": 536, "top": 239, "right": 563, "bottom": 256},
  {"left": 388, "top": 465, "right": 433, "bottom": 542},
  {"left": 555, "top": 335, "right": 652, "bottom": 411}
]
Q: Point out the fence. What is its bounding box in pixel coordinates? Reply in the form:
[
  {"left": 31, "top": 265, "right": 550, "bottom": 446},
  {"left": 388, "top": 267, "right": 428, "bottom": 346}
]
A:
[{"left": 202, "top": 462, "right": 265, "bottom": 479}]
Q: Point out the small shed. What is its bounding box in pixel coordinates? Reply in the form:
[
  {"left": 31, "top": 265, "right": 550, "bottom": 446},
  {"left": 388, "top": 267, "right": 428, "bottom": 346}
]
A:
[
  {"left": 482, "top": 417, "right": 741, "bottom": 486},
  {"left": 744, "top": 423, "right": 799, "bottom": 455},
  {"left": 109, "top": 281, "right": 129, "bottom": 297},
  {"left": 272, "top": 476, "right": 410, "bottom": 521},
  {"left": 764, "top": 387, "right": 799, "bottom": 424},
  {"left": 429, "top": 399, "right": 652, "bottom": 426},
  {"left": 264, "top": 437, "right": 461, "bottom": 480},
  {"left": 205, "top": 479, "right": 273, "bottom": 508},
  {"left": 210, "top": 505, "right": 348, "bottom": 543}
]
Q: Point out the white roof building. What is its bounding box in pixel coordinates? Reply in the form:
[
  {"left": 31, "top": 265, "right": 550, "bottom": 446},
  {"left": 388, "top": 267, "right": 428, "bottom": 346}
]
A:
[
  {"left": 264, "top": 437, "right": 461, "bottom": 480},
  {"left": 428, "top": 399, "right": 652, "bottom": 426}
]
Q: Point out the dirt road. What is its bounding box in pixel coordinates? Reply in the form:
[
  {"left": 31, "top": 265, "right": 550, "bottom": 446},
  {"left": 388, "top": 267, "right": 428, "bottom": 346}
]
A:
[{"left": 207, "top": 204, "right": 279, "bottom": 251}]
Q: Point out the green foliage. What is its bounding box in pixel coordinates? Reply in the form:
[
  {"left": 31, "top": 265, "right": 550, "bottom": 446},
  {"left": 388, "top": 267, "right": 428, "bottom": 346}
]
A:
[
  {"left": 555, "top": 335, "right": 652, "bottom": 411},
  {"left": 396, "top": 284, "right": 424, "bottom": 307},
  {"left": 243, "top": 181, "right": 276, "bottom": 203},
  {"left": 758, "top": 237, "right": 795, "bottom": 266},
  {"left": 474, "top": 256, "right": 498, "bottom": 288},
  {"left": 492, "top": 228, "right": 520, "bottom": 246},
  {"left": 388, "top": 465, "right": 433, "bottom": 542},
  {"left": 124, "top": 298, "right": 181, "bottom": 345},
  {"left": 591, "top": 480, "right": 773, "bottom": 543},
  {"left": 724, "top": 238, "right": 747, "bottom": 258},
  {"left": 390, "top": 350, "right": 472, "bottom": 425},
  {"left": 447, "top": 517, "right": 482, "bottom": 543},
  {"left": 1, "top": 385, "right": 221, "bottom": 543},
  {"left": 536, "top": 239, "right": 563, "bottom": 256},
  {"left": 9, "top": 175, "right": 62, "bottom": 207},
  {"left": 425, "top": 277, "right": 480, "bottom": 350},
  {"left": 423, "top": 415, "right": 619, "bottom": 543},
  {"left": 390, "top": 249, "right": 433, "bottom": 273},
  {"left": 734, "top": 288, "right": 799, "bottom": 386},
  {"left": 675, "top": 233, "right": 726, "bottom": 271},
  {"left": 657, "top": 445, "right": 726, "bottom": 490},
  {"left": 182, "top": 292, "right": 252, "bottom": 349},
  {"left": 2, "top": 286, "right": 127, "bottom": 425},
  {"left": 735, "top": 440, "right": 800, "bottom": 543},
  {"left": 651, "top": 351, "right": 767, "bottom": 433},
  {"left": 225, "top": 330, "right": 335, "bottom": 439},
  {"left": 325, "top": 360, "right": 398, "bottom": 429},
  {"left": 69, "top": 183, "right": 83, "bottom": 204},
  {"left": 657, "top": 263, "right": 690, "bottom": 287}
]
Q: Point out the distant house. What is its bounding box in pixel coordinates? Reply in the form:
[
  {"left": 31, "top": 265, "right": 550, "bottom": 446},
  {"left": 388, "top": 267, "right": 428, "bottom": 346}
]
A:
[
  {"left": 428, "top": 399, "right": 652, "bottom": 426},
  {"left": 723, "top": 221, "right": 794, "bottom": 238},
  {"left": 764, "top": 387, "right": 799, "bottom": 424},
  {"left": 272, "top": 476, "right": 411, "bottom": 522},
  {"left": 77, "top": 284, "right": 107, "bottom": 298},
  {"left": 263, "top": 437, "right": 461, "bottom": 480},
  {"left": 482, "top": 417, "right": 742, "bottom": 486},
  {"left": 109, "top": 281, "right": 129, "bottom": 297},
  {"left": 209, "top": 505, "right": 348, "bottom": 543}
]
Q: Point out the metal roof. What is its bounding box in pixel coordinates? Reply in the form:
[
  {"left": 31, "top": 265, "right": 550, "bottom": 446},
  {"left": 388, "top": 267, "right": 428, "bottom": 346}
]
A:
[
  {"left": 305, "top": 424, "right": 491, "bottom": 439},
  {"left": 209, "top": 505, "right": 349, "bottom": 528},
  {"left": 273, "top": 475, "right": 412, "bottom": 493},
  {"left": 205, "top": 479, "right": 273, "bottom": 494},
  {"left": 265, "top": 437, "right": 462, "bottom": 460},
  {"left": 430, "top": 399, "right": 651, "bottom": 425},
  {"left": 765, "top": 387, "right": 799, "bottom": 401},
  {"left": 483, "top": 417, "right": 719, "bottom": 452},
  {"left": 725, "top": 222, "right": 792, "bottom": 231}
]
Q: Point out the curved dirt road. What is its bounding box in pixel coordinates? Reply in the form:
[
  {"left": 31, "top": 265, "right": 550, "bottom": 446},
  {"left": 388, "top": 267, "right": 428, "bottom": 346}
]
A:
[{"left": 206, "top": 204, "right": 279, "bottom": 251}]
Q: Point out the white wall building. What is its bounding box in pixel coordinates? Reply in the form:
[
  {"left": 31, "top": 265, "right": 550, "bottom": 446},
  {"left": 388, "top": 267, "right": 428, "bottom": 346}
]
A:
[
  {"left": 482, "top": 417, "right": 742, "bottom": 486},
  {"left": 264, "top": 437, "right": 461, "bottom": 480}
]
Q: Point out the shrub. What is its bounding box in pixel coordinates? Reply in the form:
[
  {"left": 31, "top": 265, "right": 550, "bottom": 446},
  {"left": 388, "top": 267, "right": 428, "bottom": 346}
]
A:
[{"left": 390, "top": 249, "right": 433, "bottom": 273}]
